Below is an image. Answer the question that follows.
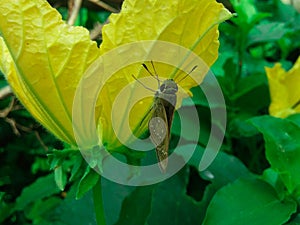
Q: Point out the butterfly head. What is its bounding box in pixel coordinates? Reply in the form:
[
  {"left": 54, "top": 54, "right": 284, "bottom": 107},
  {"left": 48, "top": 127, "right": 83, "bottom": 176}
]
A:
[{"left": 159, "top": 79, "right": 178, "bottom": 94}]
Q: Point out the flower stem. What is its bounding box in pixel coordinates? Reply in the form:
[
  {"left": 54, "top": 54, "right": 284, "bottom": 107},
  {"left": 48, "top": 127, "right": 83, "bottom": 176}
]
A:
[{"left": 93, "top": 176, "right": 106, "bottom": 225}]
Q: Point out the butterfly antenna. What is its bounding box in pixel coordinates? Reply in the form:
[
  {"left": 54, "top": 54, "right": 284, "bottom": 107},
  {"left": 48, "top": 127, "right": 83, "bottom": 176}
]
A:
[
  {"left": 292, "top": 99, "right": 300, "bottom": 109},
  {"left": 142, "top": 63, "right": 155, "bottom": 77},
  {"left": 150, "top": 60, "right": 161, "bottom": 87},
  {"left": 132, "top": 75, "right": 156, "bottom": 92},
  {"left": 177, "top": 65, "right": 198, "bottom": 83},
  {"left": 143, "top": 62, "right": 161, "bottom": 89}
]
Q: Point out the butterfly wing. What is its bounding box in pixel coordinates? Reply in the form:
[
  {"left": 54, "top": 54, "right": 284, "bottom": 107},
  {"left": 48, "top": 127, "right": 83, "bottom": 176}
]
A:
[{"left": 149, "top": 98, "right": 170, "bottom": 172}]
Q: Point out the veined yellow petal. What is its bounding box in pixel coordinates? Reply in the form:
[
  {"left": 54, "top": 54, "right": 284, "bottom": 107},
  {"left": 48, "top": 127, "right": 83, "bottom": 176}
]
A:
[
  {"left": 0, "top": 0, "right": 100, "bottom": 145},
  {"left": 0, "top": 0, "right": 231, "bottom": 152},
  {"left": 266, "top": 56, "right": 300, "bottom": 118},
  {"left": 95, "top": 0, "right": 232, "bottom": 150}
]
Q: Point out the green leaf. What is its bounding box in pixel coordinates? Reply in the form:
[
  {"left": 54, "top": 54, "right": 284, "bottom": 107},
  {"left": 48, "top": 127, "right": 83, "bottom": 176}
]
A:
[
  {"left": 114, "top": 168, "right": 207, "bottom": 225},
  {"left": 0, "top": 176, "right": 10, "bottom": 186},
  {"left": 113, "top": 148, "right": 253, "bottom": 225},
  {"left": 251, "top": 116, "right": 300, "bottom": 196},
  {"left": 177, "top": 145, "right": 255, "bottom": 223},
  {"left": 287, "top": 221, "right": 300, "bottom": 225},
  {"left": 182, "top": 86, "right": 208, "bottom": 107},
  {"left": 248, "top": 22, "right": 287, "bottom": 46},
  {"left": 262, "top": 168, "right": 286, "bottom": 199},
  {"left": 0, "top": 192, "right": 15, "bottom": 223},
  {"left": 229, "top": 117, "right": 260, "bottom": 138},
  {"left": 288, "top": 114, "right": 300, "bottom": 127},
  {"left": 47, "top": 148, "right": 78, "bottom": 170},
  {"left": 176, "top": 145, "right": 251, "bottom": 186},
  {"left": 69, "top": 154, "right": 84, "bottom": 182},
  {"left": 101, "top": 178, "right": 135, "bottom": 225},
  {"left": 272, "top": 0, "right": 300, "bottom": 22},
  {"left": 147, "top": 168, "right": 203, "bottom": 225},
  {"left": 286, "top": 213, "right": 300, "bottom": 225},
  {"left": 49, "top": 186, "right": 96, "bottom": 225},
  {"left": 172, "top": 106, "right": 210, "bottom": 145},
  {"left": 30, "top": 185, "right": 96, "bottom": 225},
  {"left": 54, "top": 166, "right": 67, "bottom": 191},
  {"left": 75, "top": 8, "right": 88, "bottom": 26},
  {"left": 31, "top": 157, "right": 51, "bottom": 174},
  {"left": 231, "top": 0, "right": 270, "bottom": 28},
  {"left": 25, "top": 197, "right": 62, "bottom": 222},
  {"left": 15, "top": 174, "right": 61, "bottom": 210},
  {"left": 115, "top": 186, "right": 154, "bottom": 225},
  {"left": 203, "top": 178, "right": 297, "bottom": 225},
  {"left": 234, "top": 73, "right": 268, "bottom": 101},
  {"left": 90, "top": 11, "right": 111, "bottom": 24},
  {"left": 76, "top": 166, "right": 99, "bottom": 199}
]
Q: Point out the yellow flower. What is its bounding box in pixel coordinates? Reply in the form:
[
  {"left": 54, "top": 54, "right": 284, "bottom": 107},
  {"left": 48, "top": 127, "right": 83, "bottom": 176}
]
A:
[
  {"left": 0, "top": 0, "right": 100, "bottom": 145},
  {"left": 265, "top": 56, "right": 300, "bottom": 118},
  {"left": 0, "top": 0, "right": 231, "bottom": 151}
]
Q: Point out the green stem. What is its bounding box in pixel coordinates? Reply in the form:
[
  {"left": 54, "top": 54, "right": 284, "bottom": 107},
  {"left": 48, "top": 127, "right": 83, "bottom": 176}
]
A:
[{"left": 93, "top": 176, "right": 106, "bottom": 225}]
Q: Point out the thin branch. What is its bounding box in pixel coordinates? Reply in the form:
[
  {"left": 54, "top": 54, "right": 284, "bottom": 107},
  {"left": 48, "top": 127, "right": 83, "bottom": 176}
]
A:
[
  {"left": 0, "top": 86, "right": 13, "bottom": 100},
  {"left": 90, "top": 22, "right": 104, "bottom": 40},
  {"left": 5, "top": 117, "right": 21, "bottom": 136},
  {"left": 0, "top": 97, "right": 15, "bottom": 117},
  {"left": 88, "top": 0, "right": 119, "bottom": 13},
  {"left": 0, "top": 96, "right": 48, "bottom": 149},
  {"left": 67, "top": 0, "right": 83, "bottom": 26},
  {"left": 0, "top": 98, "right": 20, "bottom": 136},
  {"left": 89, "top": 19, "right": 109, "bottom": 40},
  {"left": 35, "top": 131, "right": 49, "bottom": 151}
]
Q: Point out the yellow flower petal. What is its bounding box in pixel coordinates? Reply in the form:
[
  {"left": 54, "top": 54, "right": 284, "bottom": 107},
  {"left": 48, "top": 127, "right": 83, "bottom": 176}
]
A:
[
  {"left": 0, "top": 0, "right": 231, "bottom": 152},
  {"left": 266, "top": 56, "right": 300, "bottom": 118},
  {"left": 95, "top": 0, "right": 232, "bottom": 150},
  {"left": 0, "top": 0, "right": 100, "bottom": 145}
]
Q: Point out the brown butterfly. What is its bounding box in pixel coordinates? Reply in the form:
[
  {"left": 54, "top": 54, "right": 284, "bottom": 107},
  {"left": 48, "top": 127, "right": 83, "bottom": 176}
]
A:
[{"left": 133, "top": 61, "right": 197, "bottom": 172}]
